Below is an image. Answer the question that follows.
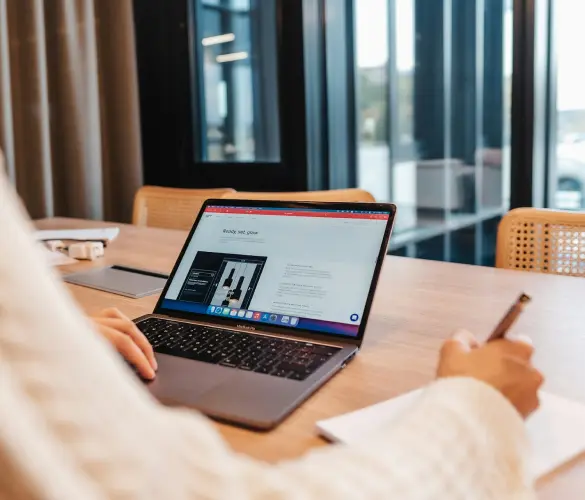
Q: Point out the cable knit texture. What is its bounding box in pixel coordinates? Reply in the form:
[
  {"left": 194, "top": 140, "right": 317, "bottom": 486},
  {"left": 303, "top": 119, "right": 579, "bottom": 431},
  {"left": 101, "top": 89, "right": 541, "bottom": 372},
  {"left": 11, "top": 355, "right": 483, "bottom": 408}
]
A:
[{"left": 0, "top": 162, "right": 534, "bottom": 499}]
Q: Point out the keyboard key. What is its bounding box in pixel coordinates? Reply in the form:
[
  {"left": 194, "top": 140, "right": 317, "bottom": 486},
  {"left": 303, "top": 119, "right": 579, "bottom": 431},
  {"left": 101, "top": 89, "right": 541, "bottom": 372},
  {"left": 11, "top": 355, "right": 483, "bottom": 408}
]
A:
[
  {"left": 239, "top": 359, "right": 255, "bottom": 371},
  {"left": 137, "top": 318, "right": 341, "bottom": 379},
  {"left": 308, "top": 346, "right": 337, "bottom": 356},
  {"left": 258, "top": 358, "right": 278, "bottom": 370},
  {"left": 276, "top": 361, "right": 307, "bottom": 374},
  {"left": 214, "top": 349, "right": 234, "bottom": 360},
  {"left": 220, "top": 354, "right": 244, "bottom": 366}
]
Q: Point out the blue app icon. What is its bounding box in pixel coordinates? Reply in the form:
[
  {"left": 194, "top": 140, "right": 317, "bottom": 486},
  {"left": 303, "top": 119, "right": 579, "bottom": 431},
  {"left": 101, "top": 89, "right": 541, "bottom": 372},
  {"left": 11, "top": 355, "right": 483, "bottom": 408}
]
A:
[
  {"left": 261, "top": 313, "right": 270, "bottom": 321},
  {"left": 208, "top": 306, "right": 216, "bottom": 314},
  {"left": 350, "top": 313, "right": 359, "bottom": 322}
]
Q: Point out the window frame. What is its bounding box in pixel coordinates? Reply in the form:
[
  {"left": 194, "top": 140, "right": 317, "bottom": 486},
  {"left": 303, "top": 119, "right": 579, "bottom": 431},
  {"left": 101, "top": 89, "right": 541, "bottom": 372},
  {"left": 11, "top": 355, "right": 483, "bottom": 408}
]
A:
[
  {"left": 509, "top": 0, "right": 552, "bottom": 209},
  {"left": 133, "top": 0, "right": 315, "bottom": 191}
]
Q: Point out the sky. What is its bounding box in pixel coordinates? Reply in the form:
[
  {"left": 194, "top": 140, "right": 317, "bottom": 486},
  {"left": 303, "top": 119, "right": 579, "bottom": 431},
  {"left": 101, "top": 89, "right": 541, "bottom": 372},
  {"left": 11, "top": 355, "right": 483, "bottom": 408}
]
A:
[{"left": 355, "top": 0, "right": 584, "bottom": 111}]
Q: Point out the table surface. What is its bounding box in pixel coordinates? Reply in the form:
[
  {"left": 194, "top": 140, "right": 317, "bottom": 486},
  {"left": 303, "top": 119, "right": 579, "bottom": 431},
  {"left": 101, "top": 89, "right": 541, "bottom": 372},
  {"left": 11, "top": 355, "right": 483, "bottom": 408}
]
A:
[{"left": 36, "top": 217, "right": 585, "bottom": 499}]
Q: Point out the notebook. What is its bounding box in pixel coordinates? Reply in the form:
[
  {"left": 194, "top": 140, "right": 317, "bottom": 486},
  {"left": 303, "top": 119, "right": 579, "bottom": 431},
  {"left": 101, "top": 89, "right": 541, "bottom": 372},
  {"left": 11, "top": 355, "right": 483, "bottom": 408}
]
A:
[{"left": 317, "top": 389, "right": 585, "bottom": 480}]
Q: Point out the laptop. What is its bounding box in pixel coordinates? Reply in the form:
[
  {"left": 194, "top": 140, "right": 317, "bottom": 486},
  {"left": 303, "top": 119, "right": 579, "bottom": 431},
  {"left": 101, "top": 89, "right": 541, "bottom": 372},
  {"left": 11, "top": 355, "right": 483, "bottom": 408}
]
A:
[{"left": 135, "top": 199, "right": 396, "bottom": 430}]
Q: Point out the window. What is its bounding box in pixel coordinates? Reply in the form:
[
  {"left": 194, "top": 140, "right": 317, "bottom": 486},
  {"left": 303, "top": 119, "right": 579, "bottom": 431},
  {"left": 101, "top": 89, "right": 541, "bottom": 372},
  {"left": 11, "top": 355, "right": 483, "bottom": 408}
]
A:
[
  {"left": 355, "top": 0, "right": 512, "bottom": 264},
  {"left": 134, "top": 0, "right": 312, "bottom": 191},
  {"left": 134, "top": 0, "right": 538, "bottom": 268},
  {"left": 551, "top": 0, "right": 585, "bottom": 210},
  {"left": 196, "top": 0, "right": 280, "bottom": 162}
]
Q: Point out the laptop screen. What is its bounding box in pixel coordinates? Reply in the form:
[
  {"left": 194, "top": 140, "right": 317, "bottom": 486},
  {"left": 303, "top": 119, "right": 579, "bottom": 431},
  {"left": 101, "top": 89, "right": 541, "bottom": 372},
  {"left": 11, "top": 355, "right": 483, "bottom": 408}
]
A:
[{"left": 160, "top": 204, "right": 392, "bottom": 338}]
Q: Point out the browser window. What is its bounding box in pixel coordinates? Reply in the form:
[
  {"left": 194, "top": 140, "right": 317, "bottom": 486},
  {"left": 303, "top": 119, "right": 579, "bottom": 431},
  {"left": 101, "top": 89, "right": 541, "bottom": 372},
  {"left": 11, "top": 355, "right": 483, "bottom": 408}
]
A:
[{"left": 162, "top": 205, "right": 391, "bottom": 337}]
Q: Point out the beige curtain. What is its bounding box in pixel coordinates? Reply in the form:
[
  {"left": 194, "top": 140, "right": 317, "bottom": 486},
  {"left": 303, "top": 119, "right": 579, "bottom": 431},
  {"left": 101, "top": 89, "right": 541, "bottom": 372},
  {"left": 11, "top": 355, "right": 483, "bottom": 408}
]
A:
[{"left": 0, "top": 0, "right": 142, "bottom": 222}]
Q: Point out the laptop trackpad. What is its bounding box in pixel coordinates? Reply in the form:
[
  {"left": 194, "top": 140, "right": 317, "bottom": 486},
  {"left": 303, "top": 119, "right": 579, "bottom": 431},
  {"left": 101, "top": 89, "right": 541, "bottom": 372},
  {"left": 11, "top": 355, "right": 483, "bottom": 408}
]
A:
[{"left": 147, "top": 354, "right": 232, "bottom": 405}]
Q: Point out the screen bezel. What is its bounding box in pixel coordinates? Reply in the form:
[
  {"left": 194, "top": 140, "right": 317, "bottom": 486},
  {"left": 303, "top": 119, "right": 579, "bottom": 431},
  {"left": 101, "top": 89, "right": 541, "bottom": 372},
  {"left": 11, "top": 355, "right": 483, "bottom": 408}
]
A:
[{"left": 153, "top": 199, "right": 396, "bottom": 346}]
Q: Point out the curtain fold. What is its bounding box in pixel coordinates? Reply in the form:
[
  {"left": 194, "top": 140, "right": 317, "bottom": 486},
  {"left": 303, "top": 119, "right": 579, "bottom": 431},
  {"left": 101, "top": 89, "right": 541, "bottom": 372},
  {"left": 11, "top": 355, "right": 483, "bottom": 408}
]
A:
[{"left": 0, "top": 0, "right": 142, "bottom": 222}]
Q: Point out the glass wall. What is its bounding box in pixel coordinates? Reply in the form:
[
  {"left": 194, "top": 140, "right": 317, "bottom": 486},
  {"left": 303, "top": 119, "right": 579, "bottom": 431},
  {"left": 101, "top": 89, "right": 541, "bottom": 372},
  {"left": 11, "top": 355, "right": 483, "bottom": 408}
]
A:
[
  {"left": 552, "top": 0, "right": 585, "bottom": 210},
  {"left": 356, "top": 0, "right": 513, "bottom": 264},
  {"left": 196, "top": 0, "right": 280, "bottom": 162}
]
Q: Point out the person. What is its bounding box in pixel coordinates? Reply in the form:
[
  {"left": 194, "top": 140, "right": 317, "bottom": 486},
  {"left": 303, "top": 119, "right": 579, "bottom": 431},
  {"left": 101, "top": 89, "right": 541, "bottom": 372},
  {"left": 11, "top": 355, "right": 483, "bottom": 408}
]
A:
[
  {"left": 91, "top": 307, "right": 158, "bottom": 380},
  {"left": 0, "top": 163, "right": 542, "bottom": 499}
]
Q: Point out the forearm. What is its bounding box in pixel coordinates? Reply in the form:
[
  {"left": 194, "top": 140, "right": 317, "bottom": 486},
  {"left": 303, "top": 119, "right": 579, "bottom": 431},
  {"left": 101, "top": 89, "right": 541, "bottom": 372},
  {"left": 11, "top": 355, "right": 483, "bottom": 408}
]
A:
[
  {"left": 155, "top": 378, "right": 532, "bottom": 500},
  {"left": 284, "top": 377, "right": 532, "bottom": 499}
]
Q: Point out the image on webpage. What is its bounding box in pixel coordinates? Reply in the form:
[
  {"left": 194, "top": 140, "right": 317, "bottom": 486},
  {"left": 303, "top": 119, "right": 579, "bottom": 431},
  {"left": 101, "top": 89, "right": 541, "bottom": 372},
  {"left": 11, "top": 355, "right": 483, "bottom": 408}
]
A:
[{"left": 177, "top": 251, "right": 266, "bottom": 310}]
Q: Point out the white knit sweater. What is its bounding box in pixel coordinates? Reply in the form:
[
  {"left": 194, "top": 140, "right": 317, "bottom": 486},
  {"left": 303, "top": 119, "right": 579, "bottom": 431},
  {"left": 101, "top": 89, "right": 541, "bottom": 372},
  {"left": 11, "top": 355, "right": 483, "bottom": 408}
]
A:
[{"left": 0, "top": 166, "right": 533, "bottom": 499}]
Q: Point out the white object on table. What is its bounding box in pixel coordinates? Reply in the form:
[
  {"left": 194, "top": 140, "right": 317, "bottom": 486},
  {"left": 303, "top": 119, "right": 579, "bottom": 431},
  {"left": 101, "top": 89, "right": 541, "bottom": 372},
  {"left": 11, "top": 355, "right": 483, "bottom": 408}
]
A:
[
  {"left": 45, "top": 240, "right": 65, "bottom": 252},
  {"left": 68, "top": 242, "right": 105, "bottom": 261},
  {"left": 317, "top": 389, "right": 585, "bottom": 480},
  {"left": 35, "top": 227, "right": 120, "bottom": 244}
]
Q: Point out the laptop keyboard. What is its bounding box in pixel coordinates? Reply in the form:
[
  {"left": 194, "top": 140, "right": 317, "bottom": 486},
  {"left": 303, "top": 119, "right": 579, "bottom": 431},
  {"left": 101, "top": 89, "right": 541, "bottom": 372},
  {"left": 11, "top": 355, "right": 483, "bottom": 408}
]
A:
[{"left": 137, "top": 317, "right": 340, "bottom": 381}]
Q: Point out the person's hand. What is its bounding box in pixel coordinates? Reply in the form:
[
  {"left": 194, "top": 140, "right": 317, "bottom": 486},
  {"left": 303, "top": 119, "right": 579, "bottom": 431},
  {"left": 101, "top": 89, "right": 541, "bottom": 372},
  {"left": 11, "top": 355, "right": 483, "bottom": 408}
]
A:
[
  {"left": 91, "top": 308, "right": 157, "bottom": 380},
  {"left": 437, "top": 330, "right": 544, "bottom": 418}
]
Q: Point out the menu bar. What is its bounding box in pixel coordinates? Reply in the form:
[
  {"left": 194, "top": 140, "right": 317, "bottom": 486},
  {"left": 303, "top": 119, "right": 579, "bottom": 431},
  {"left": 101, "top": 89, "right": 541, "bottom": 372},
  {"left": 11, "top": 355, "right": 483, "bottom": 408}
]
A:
[{"left": 205, "top": 206, "right": 389, "bottom": 220}]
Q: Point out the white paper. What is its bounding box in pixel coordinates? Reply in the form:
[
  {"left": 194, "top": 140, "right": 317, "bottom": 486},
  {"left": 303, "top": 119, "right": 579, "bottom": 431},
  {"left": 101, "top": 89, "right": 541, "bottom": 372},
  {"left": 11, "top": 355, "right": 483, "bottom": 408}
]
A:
[
  {"left": 317, "top": 389, "right": 585, "bottom": 480},
  {"left": 34, "top": 227, "right": 120, "bottom": 243}
]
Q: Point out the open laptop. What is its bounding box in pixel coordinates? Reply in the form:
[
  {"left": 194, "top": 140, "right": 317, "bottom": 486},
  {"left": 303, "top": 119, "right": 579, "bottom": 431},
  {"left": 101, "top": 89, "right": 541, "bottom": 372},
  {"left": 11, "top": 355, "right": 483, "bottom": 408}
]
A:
[{"left": 135, "top": 199, "right": 396, "bottom": 430}]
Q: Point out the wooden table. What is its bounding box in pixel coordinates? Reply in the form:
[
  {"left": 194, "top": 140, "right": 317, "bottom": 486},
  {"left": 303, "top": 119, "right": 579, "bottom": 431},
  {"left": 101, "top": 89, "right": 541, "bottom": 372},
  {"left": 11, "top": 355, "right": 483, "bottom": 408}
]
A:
[{"left": 37, "top": 217, "right": 585, "bottom": 499}]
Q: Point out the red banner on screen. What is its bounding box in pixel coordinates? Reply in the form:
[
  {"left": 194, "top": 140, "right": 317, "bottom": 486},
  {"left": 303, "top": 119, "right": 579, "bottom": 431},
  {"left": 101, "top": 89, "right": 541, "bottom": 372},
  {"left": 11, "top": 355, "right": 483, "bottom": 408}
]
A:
[{"left": 205, "top": 206, "right": 389, "bottom": 220}]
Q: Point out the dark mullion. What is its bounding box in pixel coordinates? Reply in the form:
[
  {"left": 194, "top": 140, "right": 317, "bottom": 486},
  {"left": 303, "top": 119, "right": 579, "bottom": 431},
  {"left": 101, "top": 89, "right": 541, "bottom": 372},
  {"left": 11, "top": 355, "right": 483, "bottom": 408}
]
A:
[
  {"left": 324, "top": 0, "right": 356, "bottom": 189},
  {"left": 250, "top": 0, "right": 280, "bottom": 161},
  {"left": 302, "top": 0, "right": 328, "bottom": 191},
  {"left": 218, "top": 2, "right": 236, "bottom": 161},
  {"left": 483, "top": 0, "right": 504, "bottom": 150},
  {"left": 414, "top": 1, "right": 446, "bottom": 161},
  {"left": 133, "top": 0, "right": 194, "bottom": 186},
  {"left": 318, "top": 0, "right": 330, "bottom": 189},
  {"left": 451, "top": 0, "right": 477, "bottom": 166},
  {"left": 191, "top": 0, "right": 207, "bottom": 160},
  {"left": 510, "top": 0, "right": 537, "bottom": 208},
  {"left": 343, "top": 0, "right": 358, "bottom": 188}
]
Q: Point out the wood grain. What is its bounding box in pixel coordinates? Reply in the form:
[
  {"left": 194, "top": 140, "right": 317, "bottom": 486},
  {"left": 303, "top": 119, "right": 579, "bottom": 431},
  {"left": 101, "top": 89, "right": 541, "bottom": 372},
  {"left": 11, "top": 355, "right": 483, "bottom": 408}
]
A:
[{"left": 36, "top": 217, "right": 585, "bottom": 499}]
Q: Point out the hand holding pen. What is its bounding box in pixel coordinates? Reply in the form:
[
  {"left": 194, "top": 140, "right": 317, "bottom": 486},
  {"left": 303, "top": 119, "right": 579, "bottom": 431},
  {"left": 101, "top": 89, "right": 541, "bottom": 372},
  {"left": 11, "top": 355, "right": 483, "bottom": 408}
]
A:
[{"left": 437, "top": 292, "right": 544, "bottom": 418}]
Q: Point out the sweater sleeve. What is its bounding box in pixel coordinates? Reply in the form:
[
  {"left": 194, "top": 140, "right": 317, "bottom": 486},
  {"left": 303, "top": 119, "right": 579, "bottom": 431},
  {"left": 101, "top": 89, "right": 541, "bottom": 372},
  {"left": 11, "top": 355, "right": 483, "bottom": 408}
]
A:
[
  {"left": 0, "top": 165, "right": 534, "bottom": 500},
  {"left": 155, "top": 377, "right": 533, "bottom": 500}
]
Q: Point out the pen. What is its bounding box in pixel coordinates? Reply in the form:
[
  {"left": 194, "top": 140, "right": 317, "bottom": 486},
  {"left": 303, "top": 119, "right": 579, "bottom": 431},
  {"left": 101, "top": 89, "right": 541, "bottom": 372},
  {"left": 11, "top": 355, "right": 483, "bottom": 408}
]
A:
[{"left": 487, "top": 293, "right": 532, "bottom": 342}]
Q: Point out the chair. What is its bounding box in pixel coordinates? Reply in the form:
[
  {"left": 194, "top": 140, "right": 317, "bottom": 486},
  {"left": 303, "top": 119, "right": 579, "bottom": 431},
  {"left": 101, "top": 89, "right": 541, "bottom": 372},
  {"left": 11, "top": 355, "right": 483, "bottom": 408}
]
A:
[
  {"left": 496, "top": 208, "right": 585, "bottom": 276},
  {"left": 222, "top": 188, "right": 376, "bottom": 203},
  {"left": 133, "top": 186, "right": 236, "bottom": 230}
]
